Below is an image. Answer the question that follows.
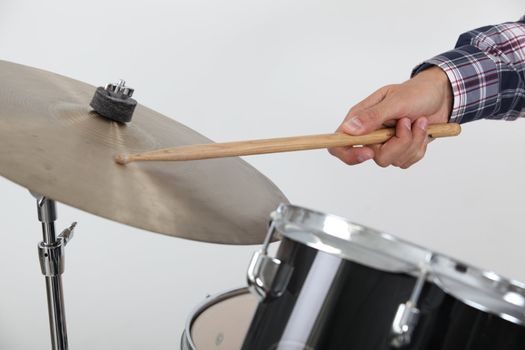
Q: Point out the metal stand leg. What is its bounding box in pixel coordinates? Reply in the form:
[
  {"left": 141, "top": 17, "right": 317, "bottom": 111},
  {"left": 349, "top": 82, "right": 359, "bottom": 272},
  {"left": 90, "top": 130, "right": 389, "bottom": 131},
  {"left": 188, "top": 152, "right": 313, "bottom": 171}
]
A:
[{"left": 34, "top": 195, "right": 76, "bottom": 350}]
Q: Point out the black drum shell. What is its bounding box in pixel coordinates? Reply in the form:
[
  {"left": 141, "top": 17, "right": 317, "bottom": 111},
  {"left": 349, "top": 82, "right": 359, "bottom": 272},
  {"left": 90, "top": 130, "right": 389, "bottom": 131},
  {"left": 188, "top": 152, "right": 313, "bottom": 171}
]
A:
[{"left": 241, "top": 237, "right": 525, "bottom": 350}]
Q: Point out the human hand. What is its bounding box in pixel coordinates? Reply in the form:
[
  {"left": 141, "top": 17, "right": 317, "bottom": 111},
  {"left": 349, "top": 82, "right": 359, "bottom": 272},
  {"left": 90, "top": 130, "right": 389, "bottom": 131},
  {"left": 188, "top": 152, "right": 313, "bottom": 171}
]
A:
[{"left": 329, "top": 66, "right": 453, "bottom": 168}]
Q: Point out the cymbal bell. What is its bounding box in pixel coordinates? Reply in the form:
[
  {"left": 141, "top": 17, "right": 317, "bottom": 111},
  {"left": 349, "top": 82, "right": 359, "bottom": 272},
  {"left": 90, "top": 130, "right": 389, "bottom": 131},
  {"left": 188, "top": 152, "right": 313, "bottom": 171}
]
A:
[{"left": 0, "top": 60, "right": 288, "bottom": 244}]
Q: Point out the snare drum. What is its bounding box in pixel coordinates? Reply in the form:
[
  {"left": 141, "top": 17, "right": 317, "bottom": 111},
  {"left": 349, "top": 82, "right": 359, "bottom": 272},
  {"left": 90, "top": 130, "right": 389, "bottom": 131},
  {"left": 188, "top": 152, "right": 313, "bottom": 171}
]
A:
[{"left": 183, "top": 204, "right": 525, "bottom": 350}]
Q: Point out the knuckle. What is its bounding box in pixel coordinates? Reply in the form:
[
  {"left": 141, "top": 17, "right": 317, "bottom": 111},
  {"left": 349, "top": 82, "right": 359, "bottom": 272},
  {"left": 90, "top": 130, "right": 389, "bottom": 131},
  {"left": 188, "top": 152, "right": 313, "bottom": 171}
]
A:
[
  {"left": 331, "top": 149, "right": 360, "bottom": 166},
  {"left": 373, "top": 86, "right": 387, "bottom": 96},
  {"left": 342, "top": 157, "right": 359, "bottom": 166},
  {"left": 374, "top": 156, "right": 391, "bottom": 168},
  {"left": 382, "top": 84, "right": 398, "bottom": 93},
  {"left": 415, "top": 148, "right": 426, "bottom": 160},
  {"left": 392, "top": 157, "right": 406, "bottom": 166},
  {"left": 348, "top": 105, "right": 360, "bottom": 114}
]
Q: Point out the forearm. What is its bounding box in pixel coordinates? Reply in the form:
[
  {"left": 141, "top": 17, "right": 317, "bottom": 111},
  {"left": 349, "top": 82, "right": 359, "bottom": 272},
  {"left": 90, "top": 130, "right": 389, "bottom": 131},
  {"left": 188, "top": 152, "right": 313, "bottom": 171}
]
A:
[{"left": 413, "top": 17, "right": 525, "bottom": 123}]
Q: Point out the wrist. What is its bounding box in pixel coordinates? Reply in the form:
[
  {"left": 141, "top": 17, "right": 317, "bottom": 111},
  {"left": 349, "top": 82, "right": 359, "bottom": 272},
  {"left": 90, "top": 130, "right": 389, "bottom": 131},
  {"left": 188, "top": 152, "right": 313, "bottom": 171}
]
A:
[
  {"left": 416, "top": 66, "right": 453, "bottom": 122},
  {"left": 431, "top": 67, "right": 453, "bottom": 117}
]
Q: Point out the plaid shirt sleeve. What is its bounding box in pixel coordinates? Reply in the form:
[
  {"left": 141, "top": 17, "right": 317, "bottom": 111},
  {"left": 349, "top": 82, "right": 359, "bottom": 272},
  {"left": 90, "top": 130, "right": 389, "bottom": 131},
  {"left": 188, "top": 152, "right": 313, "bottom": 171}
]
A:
[{"left": 412, "top": 16, "right": 525, "bottom": 123}]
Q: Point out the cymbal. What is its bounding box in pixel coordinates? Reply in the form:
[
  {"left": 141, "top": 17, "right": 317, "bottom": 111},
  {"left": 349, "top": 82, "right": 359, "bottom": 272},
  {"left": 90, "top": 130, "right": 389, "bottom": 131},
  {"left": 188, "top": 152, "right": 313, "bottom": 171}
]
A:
[{"left": 0, "top": 60, "right": 288, "bottom": 244}]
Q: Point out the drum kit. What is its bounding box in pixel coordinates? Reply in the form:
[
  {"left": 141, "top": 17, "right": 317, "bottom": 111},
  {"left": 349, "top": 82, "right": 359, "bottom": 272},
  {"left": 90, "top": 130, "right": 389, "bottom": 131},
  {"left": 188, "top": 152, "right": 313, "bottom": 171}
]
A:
[{"left": 1, "top": 59, "right": 524, "bottom": 350}]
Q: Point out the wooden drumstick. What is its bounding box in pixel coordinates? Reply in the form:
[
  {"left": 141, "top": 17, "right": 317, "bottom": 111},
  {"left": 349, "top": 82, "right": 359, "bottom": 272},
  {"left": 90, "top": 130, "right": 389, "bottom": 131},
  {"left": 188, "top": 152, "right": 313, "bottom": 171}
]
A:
[{"left": 115, "top": 123, "right": 460, "bottom": 164}]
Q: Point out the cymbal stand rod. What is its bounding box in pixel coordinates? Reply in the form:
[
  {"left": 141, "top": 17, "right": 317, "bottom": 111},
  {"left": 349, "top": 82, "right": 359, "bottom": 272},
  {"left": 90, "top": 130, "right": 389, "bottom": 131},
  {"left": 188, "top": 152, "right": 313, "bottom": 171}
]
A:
[{"left": 34, "top": 195, "right": 76, "bottom": 350}]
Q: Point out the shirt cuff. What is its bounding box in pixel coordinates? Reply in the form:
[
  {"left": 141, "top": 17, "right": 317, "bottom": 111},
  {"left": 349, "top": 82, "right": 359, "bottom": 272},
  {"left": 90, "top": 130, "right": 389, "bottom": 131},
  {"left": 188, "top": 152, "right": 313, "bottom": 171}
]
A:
[{"left": 412, "top": 45, "right": 499, "bottom": 124}]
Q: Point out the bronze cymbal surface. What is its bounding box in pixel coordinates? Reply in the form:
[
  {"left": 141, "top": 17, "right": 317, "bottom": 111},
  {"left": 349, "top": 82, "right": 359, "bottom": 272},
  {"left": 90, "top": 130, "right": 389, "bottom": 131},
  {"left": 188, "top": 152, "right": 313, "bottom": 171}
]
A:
[{"left": 0, "top": 60, "right": 288, "bottom": 244}]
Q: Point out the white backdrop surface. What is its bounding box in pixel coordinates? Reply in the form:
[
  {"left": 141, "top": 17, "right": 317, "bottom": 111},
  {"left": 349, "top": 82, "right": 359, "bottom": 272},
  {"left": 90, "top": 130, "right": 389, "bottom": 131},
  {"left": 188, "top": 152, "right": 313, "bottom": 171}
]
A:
[{"left": 0, "top": 1, "right": 524, "bottom": 349}]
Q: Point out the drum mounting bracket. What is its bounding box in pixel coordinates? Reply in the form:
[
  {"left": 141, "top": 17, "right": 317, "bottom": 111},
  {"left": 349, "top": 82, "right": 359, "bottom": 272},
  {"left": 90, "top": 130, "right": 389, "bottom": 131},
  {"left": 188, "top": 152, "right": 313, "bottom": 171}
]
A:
[
  {"left": 390, "top": 257, "right": 432, "bottom": 348},
  {"left": 247, "top": 220, "right": 293, "bottom": 301}
]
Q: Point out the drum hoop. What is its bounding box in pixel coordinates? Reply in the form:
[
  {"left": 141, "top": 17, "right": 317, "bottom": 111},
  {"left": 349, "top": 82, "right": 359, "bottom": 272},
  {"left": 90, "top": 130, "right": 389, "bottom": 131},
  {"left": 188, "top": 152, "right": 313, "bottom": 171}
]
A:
[
  {"left": 182, "top": 287, "right": 249, "bottom": 350},
  {"left": 430, "top": 254, "right": 525, "bottom": 326},
  {"left": 273, "top": 203, "right": 432, "bottom": 273},
  {"left": 273, "top": 203, "right": 525, "bottom": 325}
]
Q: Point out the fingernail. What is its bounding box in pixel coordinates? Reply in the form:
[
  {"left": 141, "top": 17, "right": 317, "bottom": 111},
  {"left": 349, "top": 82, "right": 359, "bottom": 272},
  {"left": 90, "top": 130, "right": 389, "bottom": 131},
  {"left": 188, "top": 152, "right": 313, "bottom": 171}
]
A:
[
  {"left": 357, "top": 152, "right": 373, "bottom": 163},
  {"left": 345, "top": 117, "right": 363, "bottom": 132},
  {"left": 404, "top": 119, "right": 411, "bottom": 131},
  {"left": 418, "top": 118, "right": 428, "bottom": 130}
]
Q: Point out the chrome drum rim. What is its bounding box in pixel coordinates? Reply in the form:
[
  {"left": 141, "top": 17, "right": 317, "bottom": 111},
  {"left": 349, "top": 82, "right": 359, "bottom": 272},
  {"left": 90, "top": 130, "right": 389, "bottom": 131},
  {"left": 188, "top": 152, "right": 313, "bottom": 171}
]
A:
[{"left": 273, "top": 204, "right": 525, "bottom": 326}]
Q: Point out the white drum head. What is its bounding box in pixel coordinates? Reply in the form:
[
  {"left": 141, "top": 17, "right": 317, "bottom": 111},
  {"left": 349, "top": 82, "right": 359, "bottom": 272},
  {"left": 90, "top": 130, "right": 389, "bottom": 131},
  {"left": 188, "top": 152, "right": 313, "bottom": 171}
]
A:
[{"left": 184, "top": 288, "right": 258, "bottom": 350}]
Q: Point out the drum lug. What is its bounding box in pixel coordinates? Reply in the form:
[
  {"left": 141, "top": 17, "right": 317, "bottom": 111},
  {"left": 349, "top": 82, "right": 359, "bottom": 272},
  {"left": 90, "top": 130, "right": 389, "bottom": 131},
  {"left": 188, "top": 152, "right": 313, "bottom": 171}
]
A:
[
  {"left": 247, "top": 220, "right": 293, "bottom": 301},
  {"left": 390, "top": 301, "right": 420, "bottom": 348},
  {"left": 390, "top": 256, "right": 431, "bottom": 348}
]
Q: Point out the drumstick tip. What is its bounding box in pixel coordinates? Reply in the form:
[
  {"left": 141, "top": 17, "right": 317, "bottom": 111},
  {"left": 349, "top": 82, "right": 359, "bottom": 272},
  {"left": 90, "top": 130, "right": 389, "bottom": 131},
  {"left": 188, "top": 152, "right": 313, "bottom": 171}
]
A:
[{"left": 114, "top": 154, "right": 130, "bottom": 165}]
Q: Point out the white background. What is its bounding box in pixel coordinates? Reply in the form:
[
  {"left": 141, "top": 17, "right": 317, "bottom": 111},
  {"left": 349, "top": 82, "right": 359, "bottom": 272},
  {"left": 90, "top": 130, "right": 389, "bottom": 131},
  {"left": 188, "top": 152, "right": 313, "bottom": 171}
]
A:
[{"left": 0, "top": 1, "right": 524, "bottom": 349}]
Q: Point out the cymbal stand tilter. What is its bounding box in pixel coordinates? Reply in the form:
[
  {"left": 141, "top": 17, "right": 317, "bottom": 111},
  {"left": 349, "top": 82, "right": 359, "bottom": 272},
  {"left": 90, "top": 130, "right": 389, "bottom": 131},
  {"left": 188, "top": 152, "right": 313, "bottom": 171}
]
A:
[{"left": 33, "top": 194, "right": 77, "bottom": 350}]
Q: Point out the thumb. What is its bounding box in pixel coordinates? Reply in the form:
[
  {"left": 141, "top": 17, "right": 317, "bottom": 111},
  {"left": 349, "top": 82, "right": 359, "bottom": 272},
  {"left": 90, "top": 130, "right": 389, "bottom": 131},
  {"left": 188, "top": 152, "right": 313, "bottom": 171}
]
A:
[{"left": 342, "top": 99, "right": 402, "bottom": 135}]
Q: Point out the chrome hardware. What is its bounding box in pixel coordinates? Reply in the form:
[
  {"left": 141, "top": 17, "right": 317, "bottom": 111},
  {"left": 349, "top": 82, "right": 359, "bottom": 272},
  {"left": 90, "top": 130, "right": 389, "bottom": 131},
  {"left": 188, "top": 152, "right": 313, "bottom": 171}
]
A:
[
  {"left": 247, "top": 220, "right": 293, "bottom": 300},
  {"left": 390, "top": 256, "right": 431, "bottom": 348},
  {"left": 105, "top": 79, "right": 134, "bottom": 98},
  {"left": 38, "top": 222, "right": 76, "bottom": 276},
  {"left": 32, "top": 193, "right": 76, "bottom": 350},
  {"left": 36, "top": 194, "right": 57, "bottom": 223},
  {"left": 274, "top": 204, "right": 525, "bottom": 326},
  {"left": 390, "top": 302, "right": 420, "bottom": 348}
]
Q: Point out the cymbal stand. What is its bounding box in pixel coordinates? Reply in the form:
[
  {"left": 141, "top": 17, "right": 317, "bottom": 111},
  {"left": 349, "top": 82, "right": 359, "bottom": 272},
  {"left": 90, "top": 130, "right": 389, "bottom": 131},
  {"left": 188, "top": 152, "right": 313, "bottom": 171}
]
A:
[{"left": 34, "top": 194, "right": 76, "bottom": 350}]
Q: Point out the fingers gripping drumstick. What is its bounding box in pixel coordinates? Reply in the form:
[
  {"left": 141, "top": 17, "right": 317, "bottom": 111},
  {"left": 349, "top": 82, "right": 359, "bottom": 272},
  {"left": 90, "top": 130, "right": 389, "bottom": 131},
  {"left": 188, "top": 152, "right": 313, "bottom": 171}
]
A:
[{"left": 115, "top": 123, "right": 460, "bottom": 164}]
